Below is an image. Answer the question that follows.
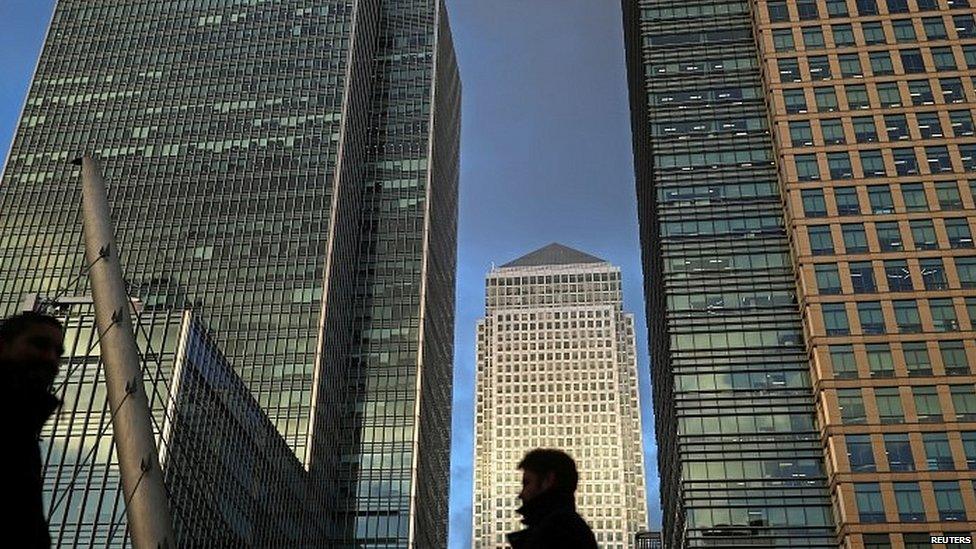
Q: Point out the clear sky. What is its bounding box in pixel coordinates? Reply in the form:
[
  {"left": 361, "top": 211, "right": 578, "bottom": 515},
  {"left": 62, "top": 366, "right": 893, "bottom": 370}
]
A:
[{"left": 0, "top": 1, "right": 661, "bottom": 546}]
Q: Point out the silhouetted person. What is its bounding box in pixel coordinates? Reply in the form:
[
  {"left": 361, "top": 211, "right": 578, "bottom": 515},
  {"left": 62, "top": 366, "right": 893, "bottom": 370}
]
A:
[
  {"left": 1, "top": 312, "right": 65, "bottom": 548},
  {"left": 507, "top": 448, "right": 598, "bottom": 549}
]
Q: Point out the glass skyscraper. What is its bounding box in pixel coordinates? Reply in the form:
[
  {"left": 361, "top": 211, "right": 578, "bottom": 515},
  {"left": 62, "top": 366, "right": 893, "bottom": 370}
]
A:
[
  {"left": 623, "top": 0, "right": 835, "bottom": 546},
  {"left": 0, "top": 0, "right": 459, "bottom": 546},
  {"left": 625, "top": 0, "right": 976, "bottom": 546}
]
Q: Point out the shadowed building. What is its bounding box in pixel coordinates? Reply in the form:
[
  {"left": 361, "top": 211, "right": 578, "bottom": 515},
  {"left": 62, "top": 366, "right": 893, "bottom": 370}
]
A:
[
  {"left": 0, "top": 1, "right": 459, "bottom": 546},
  {"left": 624, "top": 0, "right": 976, "bottom": 546},
  {"left": 473, "top": 244, "right": 648, "bottom": 548}
]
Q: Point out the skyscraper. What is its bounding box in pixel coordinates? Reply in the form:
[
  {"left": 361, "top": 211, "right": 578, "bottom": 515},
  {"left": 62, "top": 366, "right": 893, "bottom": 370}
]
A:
[
  {"left": 624, "top": 0, "right": 976, "bottom": 546},
  {"left": 0, "top": 1, "right": 459, "bottom": 546},
  {"left": 473, "top": 243, "right": 648, "bottom": 549}
]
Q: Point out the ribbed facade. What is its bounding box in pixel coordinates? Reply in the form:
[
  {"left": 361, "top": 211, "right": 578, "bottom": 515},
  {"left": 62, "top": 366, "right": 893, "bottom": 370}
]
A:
[
  {"left": 623, "top": 1, "right": 835, "bottom": 546},
  {"left": 473, "top": 244, "right": 648, "bottom": 549},
  {"left": 0, "top": 1, "right": 459, "bottom": 546}
]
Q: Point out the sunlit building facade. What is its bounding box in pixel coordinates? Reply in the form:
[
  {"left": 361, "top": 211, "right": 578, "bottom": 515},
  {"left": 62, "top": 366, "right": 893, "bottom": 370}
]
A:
[
  {"left": 625, "top": 0, "right": 976, "bottom": 546},
  {"left": 0, "top": 1, "right": 459, "bottom": 546},
  {"left": 473, "top": 244, "right": 648, "bottom": 549}
]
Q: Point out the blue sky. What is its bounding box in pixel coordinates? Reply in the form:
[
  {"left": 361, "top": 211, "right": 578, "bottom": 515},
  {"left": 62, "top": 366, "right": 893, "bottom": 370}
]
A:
[{"left": 0, "top": 1, "right": 661, "bottom": 546}]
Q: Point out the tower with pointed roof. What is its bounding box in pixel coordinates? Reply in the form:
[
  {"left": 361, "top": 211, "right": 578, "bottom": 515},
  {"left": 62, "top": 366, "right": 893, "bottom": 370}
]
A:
[{"left": 472, "top": 244, "right": 649, "bottom": 548}]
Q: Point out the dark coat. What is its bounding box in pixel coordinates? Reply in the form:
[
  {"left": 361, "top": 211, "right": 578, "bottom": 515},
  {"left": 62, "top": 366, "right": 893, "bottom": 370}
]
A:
[
  {"left": 506, "top": 490, "right": 598, "bottom": 549},
  {"left": 2, "top": 367, "right": 60, "bottom": 548}
]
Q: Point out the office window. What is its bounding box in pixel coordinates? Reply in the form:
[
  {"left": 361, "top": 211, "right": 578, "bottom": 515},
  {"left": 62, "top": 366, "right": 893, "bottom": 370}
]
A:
[
  {"left": 860, "top": 149, "right": 886, "bottom": 176},
  {"left": 863, "top": 534, "right": 892, "bottom": 549},
  {"left": 843, "top": 223, "right": 869, "bottom": 252},
  {"left": 966, "top": 44, "right": 976, "bottom": 67},
  {"left": 827, "top": 0, "right": 850, "bottom": 17},
  {"left": 934, "top": 481, "right": 966, "bottom": 521},
  {"left": 791, "top": 121, "right": 814, "bottom": 146},
  {"left": 892, "top": 19, "right": 917, "bottom": 42},
  {"left": 773, "top": 29, "right": 796, "bottom": 51},
  {"left": 858, "top": 301, "right": 886, "bottom": 334},
  {"left": 810, "top": 225, "right": 835, "bottom": 254},
  {"left": 870, "top": 51, "right": 894, "bottom": 75},
  {"left": 802, "top": 189, "right": 828, "bottom": 216},
  {"left": 796, "top": 154, "right": 821, "bottom": 181},
  {"left": 803, "top": 26, "right": 826, "bottom": 48},
  {"left": 945, "top": 218, "right": 974, "bottom": 248},
  {"left": 846, "top": 84, "right": 870, "bottom": 108},
  {"left": 936, "top": 181, "right": 963, "bottom": 210},
  {"left": 886, "top": 114, "right": 910, "bottom": 140},
  {"left": 885, "top": 433, "right": 915, "bottom": 471},
  {"left": 940, "top": 77, "right": 966, "bottom": 103},
  {"left": 831, "top": 344, "right": 858, "bottom": 378},
  {"left": 807, "top": 55, "right": 831, "bottom": 80},
  {"left": 941, "top": 341, "right": 970, "bottom": 375},
  {"left": 824, "top": 303, "right": 851, "bottom": 335},
  {"left": 768, "top": 1, "right": 789, "bottom": 22},
  {"left": 917, "top": 111, "right": 944, "bottom": 139},
  {"left": 850, "top": 261, "right": 877, "bottom": 292},
  {"left": 910, "top": 220, "right": 938, "bottom": 249},
  {"left": 901, "top": 183, "right": 929, "bottom": 212},
  {"left": 835, "top": 187, "right": 861, "bottom": 214},
  {"left": 877, "top": 81, "right": 903, "bottom": 107},
  {"left": 908, "top": 79, "right": 934, "bottom": 105},
  {"left": 797, "top": 0, "right": 820, "bottom": 19},
  {"left": 847, "top": 434, "right": 875, "bottom": 471},
  {"left": 857, "top": 0, "right": 880, "bottom": 13},
  {"left": 868, "top": 185, "right": 895, "bottom": 213},
  {"left": 839, "top": 53, "right": 864, "bottom": 77},
  {"left": 930, "top": 298, "right": 959, "bottom": 331},
  {"left": 887, "top": 0, "right": 910, "bottom": 11},
  {"left": 950, "top": 385, "right": 976, "bottom": 421},
  {"left": 839, "top": 388, "right": 866, "bottom": 423},
  {"left": 876, "top": 388, "right": 903, "bottom": 423},
  {"left": 954, "top": 14, "right": 976, "bottom": 38},
  {"left": 900, "top": 49, "right": 926, "bottom": 73},
  {"left": 816, "top": 264, "right": 842, "bottom": 294},
  {"left": 828, "top": 152, "right": 854, "bottom": 179},
  {"left": 892, "top": 147, "right": 919, "bottom": 175},
  {"left": 961, "top": 432, "right": 976, "bottom": 469},
  {"left": 903, "top": 342, "right": 933, "bottom": 376},
  {"left": 956, "top": 257, "right": 976, "bottom": 288},
  {"left": 960, "top": 143, "right": 976, "bottom": 171},
  {"left": 863, "top": 21, "right": 887, "bottom": 44},
  {"left": 913, "top": 386, "right": 943, "bottom": 423},
  {"left": 876, "top": 222, "right": 903, "bottom": 251},
  {"left": 924, "top": 433, "right": 954, "bottom": 470},
  {"left": 894, "top": 300, "right": 922, "bottom": 332},
  {"left": 832, "top": 23, "right": 856, "bottom": 46},
  {"left": 815, "top": 86, "right": 839, "bottom": 111},
  {"left": 933, "top": 47, "right": 958, "bottom": 71},
  {"left": 784, "top": 89, "right": 808, "bottom": 113},
  {"left": 779, "top": 58, "right": 801, "bottom": 81},
  {"left": 821, "top": 118, "right": 846, "bottom": 144},
  {"left": 894, "top": 482, "right": 926, "bottom": 522},
  {"left": 926, "top": 146, "right": 953, "bottom": 173},
  {"left": 923, "top": 16, "right": 949, "bottom": 40},
  {"left": 968, "top": 298, "right": 976, "bottom": 327},
  {"left": 855, "top": 483, "right": 885, "bottom": 523},
  {"left": 853, "top": 116, "right": 877, "bottom": 143},
  {"left": 950, "top": 110, "right": 975, "bottom": 136},
  {"left": 920, "top": 258, "right": 948, "bottom": 289},
  {"left": 867, "top": 343, "right": 895, "bottom": 377}
]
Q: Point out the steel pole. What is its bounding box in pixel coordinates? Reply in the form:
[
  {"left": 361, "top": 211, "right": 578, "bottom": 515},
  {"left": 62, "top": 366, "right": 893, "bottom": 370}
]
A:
[{"left": 78, "top": 156, "right": 175, "bottom": 548}]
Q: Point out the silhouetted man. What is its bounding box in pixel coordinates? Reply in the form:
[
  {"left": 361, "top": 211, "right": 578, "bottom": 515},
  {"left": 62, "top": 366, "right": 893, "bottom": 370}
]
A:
[
  {"left": 1, "top": 312, "right": 65, "bottom": 548},
  {"left": 507, "top": 448, "right": 597, "bottom": 549}
]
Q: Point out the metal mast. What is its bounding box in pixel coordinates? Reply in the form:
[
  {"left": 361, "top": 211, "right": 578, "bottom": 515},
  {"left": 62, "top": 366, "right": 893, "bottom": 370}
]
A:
[{"left": 77, "top": 156, "right": 175, "bottom": 548}]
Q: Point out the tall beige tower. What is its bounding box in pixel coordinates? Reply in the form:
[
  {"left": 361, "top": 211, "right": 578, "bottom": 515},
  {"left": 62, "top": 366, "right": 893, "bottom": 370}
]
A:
[{"left": 472, "top": 243, "right": 648, "bottom": 548}]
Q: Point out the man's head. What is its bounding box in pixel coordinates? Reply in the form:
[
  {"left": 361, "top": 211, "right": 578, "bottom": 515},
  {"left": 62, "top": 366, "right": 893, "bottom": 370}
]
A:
[
  {"left": 0, "top": 312, "right": 65, "bottom": 388},
  {"left": 517, "top": 448, "right": 579, "bottom": 503}
]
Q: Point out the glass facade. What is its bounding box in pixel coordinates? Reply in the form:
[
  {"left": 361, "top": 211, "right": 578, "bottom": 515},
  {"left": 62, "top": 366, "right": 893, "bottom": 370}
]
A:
[
  {"left": 0, "top": 1, "right": 459, "bottom": 546},
  {"left": 623, "top": 1, "right": 835, "bottom": 546},
  {"left": 31, "top": 295, "right": 307, "bottom": 546}
]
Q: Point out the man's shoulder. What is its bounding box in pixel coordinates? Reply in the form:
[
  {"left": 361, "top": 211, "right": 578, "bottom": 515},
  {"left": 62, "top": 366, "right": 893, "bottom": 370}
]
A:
[{"left": 536, "top": 509, "right": 597, "bottom": 547}]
